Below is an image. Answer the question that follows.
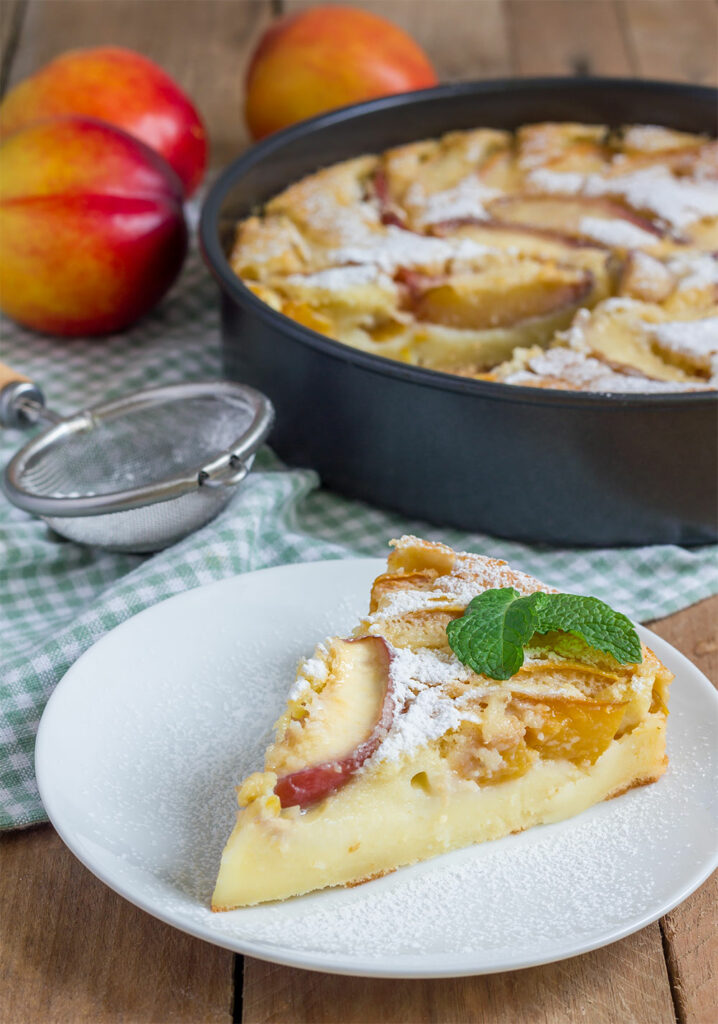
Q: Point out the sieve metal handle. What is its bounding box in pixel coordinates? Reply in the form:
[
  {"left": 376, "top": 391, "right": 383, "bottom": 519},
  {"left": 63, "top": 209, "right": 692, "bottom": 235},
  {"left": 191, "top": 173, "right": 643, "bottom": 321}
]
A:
[
  {"left": 0, "top": 363, "right": 46, "bottom": 429},
  {"left": 199, "top": 455, "right": 249, "bottom": 489}
]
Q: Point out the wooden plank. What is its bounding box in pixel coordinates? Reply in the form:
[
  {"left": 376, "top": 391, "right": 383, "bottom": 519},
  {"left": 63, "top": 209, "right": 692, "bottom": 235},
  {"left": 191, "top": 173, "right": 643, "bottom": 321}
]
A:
[
  {"left": 647, "top": 594, "right": 718, "bottom": 688},
  {"left": 621, "top": 0, "right": 718, "bottom": 85},
  {"left": 282, "top": 0, "right": 513, "bottom": 79},
  {"left": 507, "top": 0, "right": 634, "bottom": 76},
  {"left": 0, "top": 0, "right": 26, "bottom": 96},
  {"left": 6, "top": 0, "right": 275, "bottom": 168},
  {"left": 0, "top": 825, "right": 234, "bottom": 1024},
  {"left": 661, "top": 873, "right": 718, "bottom": 1024},
  {"left": 647, "top": 593, "right": 718, "bottom": 1024},
  {"left": 243, "top": 924, "right": 675, "bottom": 1023}
]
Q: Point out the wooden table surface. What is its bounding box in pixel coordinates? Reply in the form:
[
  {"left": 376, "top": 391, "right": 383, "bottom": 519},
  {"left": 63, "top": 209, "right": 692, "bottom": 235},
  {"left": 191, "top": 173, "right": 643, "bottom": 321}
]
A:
[{"left": 1, "top": 2, "right": 717, "bottom": 1021}]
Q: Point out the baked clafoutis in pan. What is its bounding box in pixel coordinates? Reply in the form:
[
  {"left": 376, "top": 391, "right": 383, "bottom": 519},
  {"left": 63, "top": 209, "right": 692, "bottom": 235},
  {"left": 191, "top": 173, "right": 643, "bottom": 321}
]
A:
[{"left": 229, "top": 122, "right": 717, "bottom": 393}]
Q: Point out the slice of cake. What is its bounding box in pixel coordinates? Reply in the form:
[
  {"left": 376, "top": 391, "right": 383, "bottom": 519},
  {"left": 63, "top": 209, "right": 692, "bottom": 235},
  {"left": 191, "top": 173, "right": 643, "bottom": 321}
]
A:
[{"left": 212, "top": 536, "right": 672, "bottom": 909}]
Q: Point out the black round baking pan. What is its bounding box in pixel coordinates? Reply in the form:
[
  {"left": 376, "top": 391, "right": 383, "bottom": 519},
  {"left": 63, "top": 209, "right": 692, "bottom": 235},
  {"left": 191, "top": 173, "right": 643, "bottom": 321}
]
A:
[{"left": 200, "top": 77, "right": 718, "bottom": 547}]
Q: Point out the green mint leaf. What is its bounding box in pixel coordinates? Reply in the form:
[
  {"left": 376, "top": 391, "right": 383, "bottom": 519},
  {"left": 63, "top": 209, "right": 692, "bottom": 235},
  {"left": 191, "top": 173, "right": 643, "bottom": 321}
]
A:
[
  {"left": 447, "top": 588, "right": 642, "bottom": 681},
  {"left": 447, "top": 588, "right": 537, "bottom": 680},
  {"left": 532, "top": 593, "right": 643, "bottom": 664}
]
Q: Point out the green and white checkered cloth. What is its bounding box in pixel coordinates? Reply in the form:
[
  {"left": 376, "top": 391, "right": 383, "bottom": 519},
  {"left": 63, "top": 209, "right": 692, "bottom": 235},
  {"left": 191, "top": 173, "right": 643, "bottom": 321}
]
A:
[{"left": 2, "top": 231, "right": 717, "bottom": 830}]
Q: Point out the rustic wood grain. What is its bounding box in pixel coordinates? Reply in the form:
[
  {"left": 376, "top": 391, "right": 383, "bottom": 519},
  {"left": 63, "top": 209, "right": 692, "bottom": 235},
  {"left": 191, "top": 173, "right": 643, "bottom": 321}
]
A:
[
  {"left": 0, "top": 0, "right": 26, "bottom": 96},
  {"left": 243, "top": 923, "right": 676, "bottom": 1024},
  {"left": 620, "top": 0, "right": 718, "bottom": 85},
  {"left": 283, "top": 0, "right": 512, "bottom": 79},
  {"left": 648, "top": 594, "right": 718, "bottom": 1024},
  {"left": 647, "top": 594, "right": 718, "bottom": 689},
  {"left": 0, "top": 825, "right": 234, "bottom": 1024},
  {"left": 6, "top": 0, "right": 275, "bottom": 167},
  {"left": 661, "top": 873, "right": 718, "bottom": 1024},
  {"left": 507, "top": 0, "right": 634, "bottom": 76}
]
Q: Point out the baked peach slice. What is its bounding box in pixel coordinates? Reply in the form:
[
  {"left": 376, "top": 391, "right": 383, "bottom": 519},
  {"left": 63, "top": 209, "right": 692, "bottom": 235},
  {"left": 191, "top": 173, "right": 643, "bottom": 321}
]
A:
[
  {"left": 477, "top": 147, "right": 521, "bottom": 190},
  {"left": 515, "top": 122, "right": 608, "bottom": 172},
  {"left": 411, "top": 262, "right": 594, "bottom": 330},
  {"left": 614, "top": 124, "right": 706, "bottom": 155},
  {"left": 487, "top": 194, "right": 664, "bottom": 247},
  {"left": 684, "top": 218, "right": 718, "bottom": 252},
  {"left": 608, "top": 141, "right": 717, "bottom": 181},
  {"left": 540, "top": 140, "right": 611, "bottom": 175},
  {"left": 270, "top": 637, "right": 395, "bottom": 809},
  {"left": 380, "top": 129, "right": 511, "bottom": 205},
  {"left": 431, "top": 220, "right": 613, "bottom": 278},
  {"left": 564, "top": 301, "right": 698, "bottom": 383},
  {"left": 516, "top": 694, "right": 627, "bottom": 764},
  {"left": 617, "top": 251, "right": 675, "bottom": 304}
]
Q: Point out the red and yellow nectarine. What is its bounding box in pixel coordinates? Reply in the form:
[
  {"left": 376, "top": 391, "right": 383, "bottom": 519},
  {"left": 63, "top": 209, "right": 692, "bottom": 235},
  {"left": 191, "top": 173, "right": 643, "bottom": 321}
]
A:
[
  {"left": 245, "top": 5, "right": 437, "bottom": 139},
  {"left": 0, "top": 47, "right": 207, "bottom": 197},
  {"left": 0, "top": 117, "right": 187, "bottom": 336}
]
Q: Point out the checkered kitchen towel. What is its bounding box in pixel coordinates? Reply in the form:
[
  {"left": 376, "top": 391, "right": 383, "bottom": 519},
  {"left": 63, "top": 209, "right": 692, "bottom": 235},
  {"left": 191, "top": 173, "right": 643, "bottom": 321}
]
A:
[{"left": 2, "top": 232, "right": 717, "bottom": 830}]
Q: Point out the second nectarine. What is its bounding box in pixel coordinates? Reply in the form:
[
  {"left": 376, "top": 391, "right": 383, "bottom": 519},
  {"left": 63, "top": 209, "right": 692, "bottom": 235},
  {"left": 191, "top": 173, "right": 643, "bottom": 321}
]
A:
[{"left": 245, "top": 5, "right": 437, "bottom": 139}]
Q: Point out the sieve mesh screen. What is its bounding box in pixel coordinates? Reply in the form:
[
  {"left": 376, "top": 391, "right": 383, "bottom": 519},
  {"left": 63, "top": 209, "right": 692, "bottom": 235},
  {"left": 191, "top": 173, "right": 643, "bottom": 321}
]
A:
[{"left": 18, "top": 393, "right": 255, "bottom": 499}]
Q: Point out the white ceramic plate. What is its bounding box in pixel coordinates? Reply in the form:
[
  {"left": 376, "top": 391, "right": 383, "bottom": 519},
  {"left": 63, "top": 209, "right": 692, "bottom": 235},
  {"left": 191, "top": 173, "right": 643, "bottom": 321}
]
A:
[{"left": 36, "top": 559, "right": 718, "bottom": 978}]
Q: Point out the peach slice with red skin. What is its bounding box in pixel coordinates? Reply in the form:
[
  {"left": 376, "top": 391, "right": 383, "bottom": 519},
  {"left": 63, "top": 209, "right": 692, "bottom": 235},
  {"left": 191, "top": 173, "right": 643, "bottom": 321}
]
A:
[
  {"left": 410, "top": 264, "right": 595, "bottom": 330},
  {"left": 487, "top": 194, "right": 664, "bottom": 242},
  {"left": 372, "top": 168, "right": 408, "bottom": 228},
  {"left": 274, "top": 636, "right": 395, "bottom": 809},
  {"left": 430, "top": 218, "right": 607, "bottom": 254}
]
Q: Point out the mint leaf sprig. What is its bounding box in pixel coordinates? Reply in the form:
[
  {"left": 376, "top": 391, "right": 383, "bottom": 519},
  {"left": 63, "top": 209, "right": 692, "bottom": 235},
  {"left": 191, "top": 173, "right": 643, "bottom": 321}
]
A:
[{"left": 446, "top": 588, "right": 642, "bottom": 681}]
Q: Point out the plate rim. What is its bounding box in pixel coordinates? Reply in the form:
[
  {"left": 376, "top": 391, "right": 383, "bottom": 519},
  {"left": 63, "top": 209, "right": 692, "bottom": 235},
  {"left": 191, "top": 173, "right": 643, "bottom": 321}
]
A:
[{"left": 35, "top": 558, "right": 718, "bottom": 979}]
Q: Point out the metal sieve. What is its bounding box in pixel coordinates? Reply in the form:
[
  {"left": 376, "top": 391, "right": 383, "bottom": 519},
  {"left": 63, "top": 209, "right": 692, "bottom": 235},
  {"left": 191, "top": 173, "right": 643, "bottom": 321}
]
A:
[{"left": 0, "top": 364, "right": 274, "bottom": 553}]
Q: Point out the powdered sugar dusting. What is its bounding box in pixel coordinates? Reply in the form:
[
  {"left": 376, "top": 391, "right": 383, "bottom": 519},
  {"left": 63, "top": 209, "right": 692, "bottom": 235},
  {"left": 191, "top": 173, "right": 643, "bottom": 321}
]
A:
[
  {"left": 372, "top": 681, "right": 464, "bottom": 766},
  {"left": 650, "top": 318, "right": 718, "bottom": 377},
  {"left": 284, "top": 264, "right": 395, "bottom": 291},
  {"left": 505, "top": 347, "right": 714, "bottom": 393},
  {"left": 577, "top": 216, "right": 660, "bottom": 248},
  {"left": 624, "top": 251, "right": 674, "bottom": 298},
  {"left": 529, "top": 165, "right": 718, "bottom": 229},
  {"left": 668, "top": 252, "right": 718, "bottom": 292},
  {"left": 406, "top": 177, "right": 502, "bottom": 227},
  {"left": 328, "top": 227, "right": 491, "bottom": 274},
  {"left": 368, "top": 552, "right": 552, "bottom": 626}
]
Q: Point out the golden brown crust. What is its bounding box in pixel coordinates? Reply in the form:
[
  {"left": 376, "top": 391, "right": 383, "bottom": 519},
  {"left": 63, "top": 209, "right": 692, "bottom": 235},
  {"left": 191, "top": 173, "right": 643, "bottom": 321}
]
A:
[{"left": 604, "top": 756, "right": 668, "bottom": 801}]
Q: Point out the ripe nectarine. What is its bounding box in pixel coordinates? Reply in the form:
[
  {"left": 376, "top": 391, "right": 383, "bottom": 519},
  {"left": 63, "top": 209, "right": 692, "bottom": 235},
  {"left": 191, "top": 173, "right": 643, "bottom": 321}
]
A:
[
  {"left": 0, "top": 47, "right": 207, "bottom": 197},
  {"left": 245, "top": 5, "right": 437, "bottom": 139},
  {"left": 0, "top": 117, "right": 187, "bottom": 336}
]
